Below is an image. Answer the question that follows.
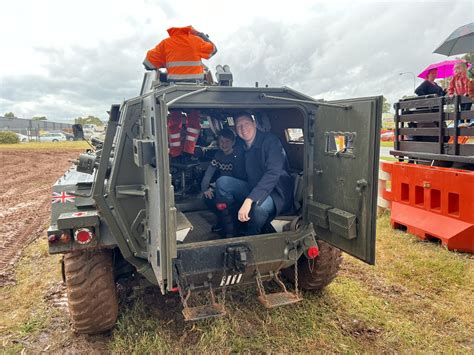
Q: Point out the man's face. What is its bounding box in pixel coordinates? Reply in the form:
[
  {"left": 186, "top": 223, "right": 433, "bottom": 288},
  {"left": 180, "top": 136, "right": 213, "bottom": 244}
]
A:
[{"left": 235, "top": 116, "right": 257, "bottom": 144}]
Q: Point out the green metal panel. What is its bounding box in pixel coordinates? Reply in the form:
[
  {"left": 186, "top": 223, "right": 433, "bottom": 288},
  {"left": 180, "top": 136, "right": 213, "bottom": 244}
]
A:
[
  {"left": 307, "top": 96, "right": 382, "bottom": 264},
  {"left": 144, "top": 97, "right": 177, "bottom": 293}
]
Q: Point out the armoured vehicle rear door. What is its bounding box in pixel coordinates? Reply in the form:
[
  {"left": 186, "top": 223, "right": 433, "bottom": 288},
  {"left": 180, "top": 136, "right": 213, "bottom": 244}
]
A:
[
  {"left": 307, "top": 96, "right": 382, "bottom": 264},
  {"left": 144, "top": 97, "right": 177, "bottom": 293}
]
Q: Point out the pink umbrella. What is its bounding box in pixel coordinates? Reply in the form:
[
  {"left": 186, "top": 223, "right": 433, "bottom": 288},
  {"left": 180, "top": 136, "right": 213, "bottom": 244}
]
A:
[{"left": 417, "top": 59, "right": 470, "bottom": 79}]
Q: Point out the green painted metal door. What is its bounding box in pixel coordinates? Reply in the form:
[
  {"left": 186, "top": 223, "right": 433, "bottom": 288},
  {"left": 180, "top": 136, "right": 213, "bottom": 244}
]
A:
[{"left": 307, "top": 96, "right": 382, "bottom": 264}]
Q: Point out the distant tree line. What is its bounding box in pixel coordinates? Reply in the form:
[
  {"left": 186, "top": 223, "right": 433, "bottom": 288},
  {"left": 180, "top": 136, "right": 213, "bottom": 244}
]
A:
[
  {"left": 74, "top": 115, "right": 104, "bottom": 126},
  {"left": 3, "top": 112, "right": 16, "bottom": 119},
  {"left": 3, "top": 112, "right": 104, "bottom": 126},
  {"left": 3, "top": 112, "right": 47, "bottom": 120}
]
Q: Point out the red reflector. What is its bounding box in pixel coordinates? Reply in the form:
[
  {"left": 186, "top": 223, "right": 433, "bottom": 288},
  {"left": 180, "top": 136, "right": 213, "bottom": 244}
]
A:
[
  {"left": 170, "top": 287, "right": 179, "bottom": 293},
  {"left": 307, "top": 246, "right": 319, "bottom": 259},
  {"left": 74, "top": 228, "right": 94, "bottom": 244},
  {"left": 216, "top": 202, "right": 227, "bottom": 211},
  {"left": 48, "top": 234, "right": 58, "bottom": 243}
]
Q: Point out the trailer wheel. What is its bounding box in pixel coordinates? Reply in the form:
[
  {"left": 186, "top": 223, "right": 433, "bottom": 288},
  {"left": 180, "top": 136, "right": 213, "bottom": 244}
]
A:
[
  {"left": 63, "top": 249, "right": 118, "bottom": 334},
  {"left": 283, "top": 240, "right": 342, "bottom": 291}
]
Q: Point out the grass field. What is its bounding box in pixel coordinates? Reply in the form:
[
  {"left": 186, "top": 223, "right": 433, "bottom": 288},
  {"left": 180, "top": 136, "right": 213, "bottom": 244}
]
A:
[
  {"left": 1, "top": 213, "right": 472, "bottom": 353},
  {"left": 0, "top": 141, "right": 90, "bottom": 150},
  {"left": 380, "top": 141, "right": 394, "bottom": 148}
]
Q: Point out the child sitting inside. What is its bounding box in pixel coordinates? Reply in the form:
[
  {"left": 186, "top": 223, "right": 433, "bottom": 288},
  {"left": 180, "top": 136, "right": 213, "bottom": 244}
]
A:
[{"left": 201, "top": 128, "right": 246, "bottom": 233}]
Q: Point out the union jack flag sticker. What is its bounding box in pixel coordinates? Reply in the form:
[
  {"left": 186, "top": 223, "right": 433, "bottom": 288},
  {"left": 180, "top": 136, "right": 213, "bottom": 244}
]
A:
[{"left": 52, "top": 191, "right": 75, "bottom": 204}]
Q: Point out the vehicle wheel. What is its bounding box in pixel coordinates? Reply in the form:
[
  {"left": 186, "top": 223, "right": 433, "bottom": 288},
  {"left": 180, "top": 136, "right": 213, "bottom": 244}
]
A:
[
  {"left": 68, "top": 137, "right": 74, "bottom": 141},
  {"left": 52, "top": 139, "right": 58, "bottom": 142},
  {"left": 63, "top": 249, "right": 118, "bottom": 334},
  {"left": 283, "top": 240, "right": 342, "bottom": 291}
]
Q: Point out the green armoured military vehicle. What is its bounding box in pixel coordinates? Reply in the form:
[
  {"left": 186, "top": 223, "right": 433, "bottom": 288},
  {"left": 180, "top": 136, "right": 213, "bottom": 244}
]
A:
[{"left": 47, "top": 68, "right": 381, "bottom": 334}]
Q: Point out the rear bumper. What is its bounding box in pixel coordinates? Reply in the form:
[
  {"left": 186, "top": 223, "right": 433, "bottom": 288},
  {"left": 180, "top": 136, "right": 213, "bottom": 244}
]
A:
[{"left": 173, "top": 224, "right": 316, "bottom": 291}]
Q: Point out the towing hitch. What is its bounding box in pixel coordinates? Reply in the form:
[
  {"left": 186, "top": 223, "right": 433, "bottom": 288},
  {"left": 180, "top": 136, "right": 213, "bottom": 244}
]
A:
[{"left": 225, "top": 245, "right": 249, "bottom": 273}]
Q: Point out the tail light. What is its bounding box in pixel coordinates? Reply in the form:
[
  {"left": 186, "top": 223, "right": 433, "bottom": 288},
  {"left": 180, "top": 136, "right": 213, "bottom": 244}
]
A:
[
  {"left": 48, "top": 232, "right": 71, "bottom": 244},
  {"left": 307, "top": 246, "right": 319, "bottom": 259},
  {"left": 74, "top": 228, "right": 94, "bottom": 244}
]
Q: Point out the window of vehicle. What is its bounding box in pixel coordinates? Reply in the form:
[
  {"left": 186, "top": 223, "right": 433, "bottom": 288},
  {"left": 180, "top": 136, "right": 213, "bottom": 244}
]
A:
[
  {"left": 285, "top": 128, "right": 304, "bottom": 144},
  {"left": 325, "top": 131, "right": 356, "bottom": 157}
]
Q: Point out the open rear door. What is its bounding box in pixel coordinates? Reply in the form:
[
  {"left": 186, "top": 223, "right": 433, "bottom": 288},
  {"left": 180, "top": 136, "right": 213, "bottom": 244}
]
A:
[
  {"left": 307, "top": 96, "right": 382, "bottom": 264},
  {"left": 142, "top": 98, "right": 177, "bottom": 293}
]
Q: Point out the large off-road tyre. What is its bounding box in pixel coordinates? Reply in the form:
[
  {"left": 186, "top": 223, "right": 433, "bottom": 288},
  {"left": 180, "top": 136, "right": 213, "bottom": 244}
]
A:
[
  {"left": 63, "top": 249, "right": 118, "bottom": 334},
  {"left": 283, "top": 240, "right": 342, "bottom": 291}
]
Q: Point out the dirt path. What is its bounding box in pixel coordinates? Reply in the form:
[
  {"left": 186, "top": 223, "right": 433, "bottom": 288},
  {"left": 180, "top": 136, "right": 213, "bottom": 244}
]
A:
[{"left": 0, "top": 149, "right": 80, "bottom": 284}]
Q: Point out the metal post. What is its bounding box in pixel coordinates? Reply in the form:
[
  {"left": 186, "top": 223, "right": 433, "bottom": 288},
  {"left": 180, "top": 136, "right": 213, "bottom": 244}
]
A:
[
  {"left": 394, "top": 102, "right": 400, "bottom": 151},
  {"left": 438, "top": 97, "right": 444, "bottom": 155},
  {"left": 454, "top": 95, "right": 460, "bottom": 156}
]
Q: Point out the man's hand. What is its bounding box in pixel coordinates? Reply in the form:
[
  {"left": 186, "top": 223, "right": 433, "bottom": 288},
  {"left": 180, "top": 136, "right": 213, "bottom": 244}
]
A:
[
  {"left": 143, "top": 60, "right": 155, "bottom": 71},
  {"left": 203, "top": 189, "right": 214, "bottom": 199},
  {"left": 238, "top": 198, "right": 253, "bottom": 222},
  {"left": 191, "top": 28, "right": 211, "bottom": 42}
]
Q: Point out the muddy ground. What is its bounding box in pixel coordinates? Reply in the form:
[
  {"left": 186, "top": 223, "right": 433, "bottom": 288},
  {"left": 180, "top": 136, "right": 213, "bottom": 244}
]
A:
[{"left": 0, "top": 149, "right": 79, "bottom": 284}]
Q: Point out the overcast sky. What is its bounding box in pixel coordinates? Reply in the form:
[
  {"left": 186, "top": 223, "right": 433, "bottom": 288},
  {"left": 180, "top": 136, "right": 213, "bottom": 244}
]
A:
[{"left": 0, "top": 0, "right": 472, "bottom": 121}]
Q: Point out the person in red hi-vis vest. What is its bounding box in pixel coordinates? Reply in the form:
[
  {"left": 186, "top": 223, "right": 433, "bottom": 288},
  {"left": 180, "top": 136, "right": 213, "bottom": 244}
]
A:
[{"left": 143, "top": 26, "right": 217, "bottom": 157}]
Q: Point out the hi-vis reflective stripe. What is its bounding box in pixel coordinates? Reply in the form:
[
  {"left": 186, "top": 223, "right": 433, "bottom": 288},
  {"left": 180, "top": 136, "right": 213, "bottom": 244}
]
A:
[
  {"left": 186, "top": 135, "right": 198, "bottom": 141},
  {"left": 169, "top": 133, "right": 181, "bottom": 139},
  {"left": 169, "top": 142, "right": 181, "bottom": 147},
  {"left": 220, "top": 273, "right": 243, "bottom": 287},
  {"left": 167, "top": 73, "right": 204, "bottom": 80},
  {"left": 166, "top": 61, "right": 203, "bottom": 68},
  {"left": 186, "top": 127, "right": 200, "bottom": 134},
  {"left": 143, "top": 58, "right": 156, "bottom": 69}
]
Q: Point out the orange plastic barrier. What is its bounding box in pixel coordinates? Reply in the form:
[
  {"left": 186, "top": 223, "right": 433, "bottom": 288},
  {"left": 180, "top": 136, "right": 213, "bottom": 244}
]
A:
[{"left": 383, "top": 162, "right": 474, "bottom": 253}]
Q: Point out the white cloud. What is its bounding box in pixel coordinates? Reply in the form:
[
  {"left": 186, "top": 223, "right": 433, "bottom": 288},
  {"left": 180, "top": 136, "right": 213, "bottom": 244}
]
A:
[{"left": 0, "top": 0, "right": 472, "bottom": 120}]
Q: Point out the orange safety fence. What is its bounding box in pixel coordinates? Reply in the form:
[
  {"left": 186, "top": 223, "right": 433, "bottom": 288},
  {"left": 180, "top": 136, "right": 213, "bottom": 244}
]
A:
[{"left": 378, "top": 161, "right": 474, "bottom": 253}]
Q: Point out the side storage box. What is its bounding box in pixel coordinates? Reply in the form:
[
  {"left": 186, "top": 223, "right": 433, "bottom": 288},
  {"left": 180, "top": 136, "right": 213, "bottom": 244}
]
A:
[{"left": 328, "top": 208, "right": 357, "bottom": 240}]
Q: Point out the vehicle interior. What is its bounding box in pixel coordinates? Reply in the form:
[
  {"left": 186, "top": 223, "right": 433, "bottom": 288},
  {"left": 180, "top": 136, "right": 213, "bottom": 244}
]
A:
[{"left": 170, "top": 107, "right": 306, "bottom": 244}]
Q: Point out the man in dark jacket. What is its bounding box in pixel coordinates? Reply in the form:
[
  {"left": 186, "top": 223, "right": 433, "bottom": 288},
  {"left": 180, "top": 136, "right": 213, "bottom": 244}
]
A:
[{"left": 215, "top": 113, "right": 293, "bottom": 236}]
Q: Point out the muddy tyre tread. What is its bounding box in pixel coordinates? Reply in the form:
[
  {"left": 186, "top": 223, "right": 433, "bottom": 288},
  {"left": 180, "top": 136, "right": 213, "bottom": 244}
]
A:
[
  {"left": 285, "top": 240, "right": 342, "bottom": 291},
  {"left": 64, "top": 250, "right": 118, "bottom": 334}
]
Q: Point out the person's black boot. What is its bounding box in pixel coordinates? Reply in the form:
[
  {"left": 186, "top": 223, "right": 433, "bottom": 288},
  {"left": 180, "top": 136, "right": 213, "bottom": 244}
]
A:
[
  {"left": 216, "top": 202, "right": 236, "bottom": 238},
  {"left": 211, "top": 223, "right": 223, "bottom": 233}
]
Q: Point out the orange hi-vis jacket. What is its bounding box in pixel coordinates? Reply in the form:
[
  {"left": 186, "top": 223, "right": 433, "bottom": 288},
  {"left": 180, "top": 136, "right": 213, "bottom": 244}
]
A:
[{"left": 144, "top": 26, "right": 216, "bottom": 81}]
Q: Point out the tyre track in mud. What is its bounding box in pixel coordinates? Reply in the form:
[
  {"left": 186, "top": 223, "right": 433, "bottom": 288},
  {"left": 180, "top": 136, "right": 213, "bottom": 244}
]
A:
[{"left": 0, "top": 149, "right": 82, "bottom": 285}]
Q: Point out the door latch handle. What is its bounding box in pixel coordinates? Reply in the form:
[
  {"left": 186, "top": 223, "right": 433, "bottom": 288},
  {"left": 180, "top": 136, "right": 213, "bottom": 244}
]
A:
[{"left": 356, "top": 179, "right": 368, "bottom": 192}]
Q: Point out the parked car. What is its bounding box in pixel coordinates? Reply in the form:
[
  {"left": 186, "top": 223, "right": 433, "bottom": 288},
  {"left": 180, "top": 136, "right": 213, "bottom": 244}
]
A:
[
  {"left": 40, "top": 132, "right": 67, "bottom": 142},
  {"left": 62, "top": 132, "right": 75, "bottom": 141},
  {"left": 47, "top": 130, "right": 75, "bottom": 141},
  {"left": 381, "top": 130, "right": 394, "bottom": 141},
  {"left": 15, "top": 133, "right": 29, "bottom": 142}
]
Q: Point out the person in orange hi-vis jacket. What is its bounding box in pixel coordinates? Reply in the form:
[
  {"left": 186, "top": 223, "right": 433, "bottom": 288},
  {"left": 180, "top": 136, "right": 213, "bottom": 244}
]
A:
[{"left": 143, "top": 26, "right": 217, "bottom": 157}]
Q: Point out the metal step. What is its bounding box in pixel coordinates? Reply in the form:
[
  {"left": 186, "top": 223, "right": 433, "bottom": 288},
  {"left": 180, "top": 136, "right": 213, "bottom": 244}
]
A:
[
  {"left": 182, "top": 303, "right": 226, "bottom": 321},
  {"left": 257, "top": 291, "right": 302, "bottom": 309},
  {"left": 255, "top": 270, "right": 302, "bottom": 309},
  {"left": 180, "top": 284, "right": 227, "bottom": 321}
]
